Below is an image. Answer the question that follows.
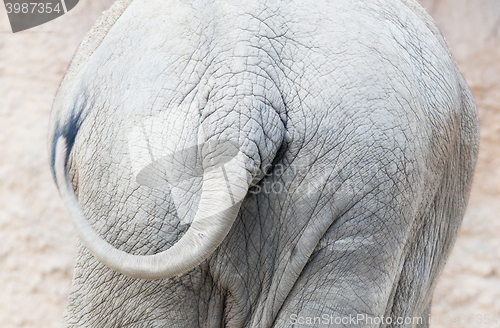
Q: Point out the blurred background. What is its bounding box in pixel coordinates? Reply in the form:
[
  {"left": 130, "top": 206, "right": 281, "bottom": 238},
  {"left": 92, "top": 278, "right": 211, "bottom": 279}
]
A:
[{"left": 0, "top": 0, "right": 498, "bottom": 327}]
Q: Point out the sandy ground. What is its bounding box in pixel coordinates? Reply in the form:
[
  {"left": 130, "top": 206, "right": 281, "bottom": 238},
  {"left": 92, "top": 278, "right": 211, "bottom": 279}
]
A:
[{"left": 0, "top": 0, "right": 498, "bottom": 327}]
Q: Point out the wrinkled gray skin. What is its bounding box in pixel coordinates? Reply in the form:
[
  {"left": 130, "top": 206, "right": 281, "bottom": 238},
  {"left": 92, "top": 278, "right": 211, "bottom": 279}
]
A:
[{"left": 49, "top": 0, "right": 479, "bottom": 327}]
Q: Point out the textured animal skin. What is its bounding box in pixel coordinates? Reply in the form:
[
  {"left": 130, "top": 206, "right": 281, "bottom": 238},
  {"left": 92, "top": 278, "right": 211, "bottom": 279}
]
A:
[{"left": 49, "top": 0, "right": 479, "bottom": 327}]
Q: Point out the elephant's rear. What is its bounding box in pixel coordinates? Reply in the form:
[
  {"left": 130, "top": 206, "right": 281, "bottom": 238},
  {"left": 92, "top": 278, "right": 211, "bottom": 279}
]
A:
[
  {"left": 49, "top": 0, "right": 479, "bottom": 327},
  {"left": 262, "top": 0, "right": 479, "bottom": 326}
]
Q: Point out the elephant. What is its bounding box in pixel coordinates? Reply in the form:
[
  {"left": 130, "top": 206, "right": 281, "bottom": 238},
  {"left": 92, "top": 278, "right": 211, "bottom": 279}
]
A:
[{"left": 48, "top": 0, "right": 479, "bottom": 327}]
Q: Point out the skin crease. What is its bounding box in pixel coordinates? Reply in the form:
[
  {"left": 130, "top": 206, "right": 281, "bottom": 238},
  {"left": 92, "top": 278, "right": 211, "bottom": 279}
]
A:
[{"left": 48, "top": 0, "right": 479, "bottom": 327}]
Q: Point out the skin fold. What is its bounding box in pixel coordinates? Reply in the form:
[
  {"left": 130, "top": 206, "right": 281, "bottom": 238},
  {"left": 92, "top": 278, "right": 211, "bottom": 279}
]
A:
[{"left": 48, "top": 0, "right": 479, "bottom": 327}]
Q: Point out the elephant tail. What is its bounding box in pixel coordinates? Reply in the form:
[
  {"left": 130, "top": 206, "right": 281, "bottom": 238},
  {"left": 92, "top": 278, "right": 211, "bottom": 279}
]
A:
[{"left": 54, "top": 136, "right": 251, "bottom": 280}]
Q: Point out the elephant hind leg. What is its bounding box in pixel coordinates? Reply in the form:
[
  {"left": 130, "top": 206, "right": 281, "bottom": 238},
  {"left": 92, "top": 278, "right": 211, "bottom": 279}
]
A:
[
  {"left": 383, "top": 175, "right": 472, "bottom": 326},
  {"left": 384, "top": 103, "right": 478, "bottom": 327}
]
